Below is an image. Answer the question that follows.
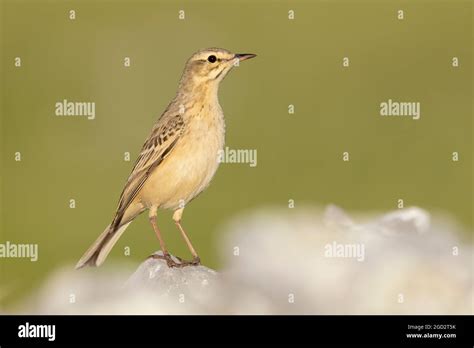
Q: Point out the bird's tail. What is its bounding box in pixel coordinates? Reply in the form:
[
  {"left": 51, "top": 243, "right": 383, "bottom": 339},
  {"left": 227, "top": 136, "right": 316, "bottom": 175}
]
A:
[{"left": 75, "top": 222, "right": 131, "bottom": 269}]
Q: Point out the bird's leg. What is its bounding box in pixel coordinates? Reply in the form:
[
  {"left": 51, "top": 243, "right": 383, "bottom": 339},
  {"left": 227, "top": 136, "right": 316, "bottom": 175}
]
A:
[
  {"left": 148, "top": 206, "right": 181, "bottom": 268},
  {"left": 173, "top": 208, "right": 201, "bottom": 266}
]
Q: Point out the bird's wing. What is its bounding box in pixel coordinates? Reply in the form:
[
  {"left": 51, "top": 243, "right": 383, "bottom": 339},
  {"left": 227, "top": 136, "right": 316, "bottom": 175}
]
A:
[{"left": 112, "top": 114, "right": 185, "bottom": 228}]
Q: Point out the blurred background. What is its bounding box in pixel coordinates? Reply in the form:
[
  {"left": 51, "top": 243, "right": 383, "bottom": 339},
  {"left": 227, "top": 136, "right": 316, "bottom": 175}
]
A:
[{"left": 0, "top": 0, "right": 472, "bottom": 311}]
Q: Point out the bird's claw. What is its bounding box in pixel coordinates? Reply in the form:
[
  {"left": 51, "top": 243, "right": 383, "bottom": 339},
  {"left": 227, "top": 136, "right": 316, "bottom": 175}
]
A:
[
  {"left": 181, "top": 256, "right": 201, "bottom": 266},
  {"left": 171, "top": 256, "right": 201, "bottom": 267},
  {"left": 150, "top": 253, "right": 201, "bottom": 268}
]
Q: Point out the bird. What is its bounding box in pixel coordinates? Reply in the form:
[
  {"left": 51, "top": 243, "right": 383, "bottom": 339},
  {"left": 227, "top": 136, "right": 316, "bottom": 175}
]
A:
[{"left": 75, "top": 48, "right": 256, "bottom": 269}]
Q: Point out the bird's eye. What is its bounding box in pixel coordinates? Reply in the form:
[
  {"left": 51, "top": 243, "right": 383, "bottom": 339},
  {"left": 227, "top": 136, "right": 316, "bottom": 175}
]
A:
[{"left": 207, "top": 55, "right": 217, "bottom": 63}]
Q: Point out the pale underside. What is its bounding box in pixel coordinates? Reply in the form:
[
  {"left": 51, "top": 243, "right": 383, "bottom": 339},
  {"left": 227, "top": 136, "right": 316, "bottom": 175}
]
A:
[{"left": 112, "top": 99, "right": 225, "bottom": 228}]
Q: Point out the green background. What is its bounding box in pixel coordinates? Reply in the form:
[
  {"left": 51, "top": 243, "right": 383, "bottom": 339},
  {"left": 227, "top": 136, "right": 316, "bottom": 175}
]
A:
[{"left": 1, "top": 0, "right": 472, "bottom": 310}]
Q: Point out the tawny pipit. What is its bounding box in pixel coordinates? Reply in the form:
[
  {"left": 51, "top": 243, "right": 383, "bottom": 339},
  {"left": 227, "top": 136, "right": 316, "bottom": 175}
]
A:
[{"left": 76, "top": 48, "right": 256, "bottom": 269}]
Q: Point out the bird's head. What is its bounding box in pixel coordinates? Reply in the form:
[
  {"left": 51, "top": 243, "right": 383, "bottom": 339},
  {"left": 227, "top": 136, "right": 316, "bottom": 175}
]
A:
[{"left": 179, "top": 48, "right": 256, "bottom": 91}]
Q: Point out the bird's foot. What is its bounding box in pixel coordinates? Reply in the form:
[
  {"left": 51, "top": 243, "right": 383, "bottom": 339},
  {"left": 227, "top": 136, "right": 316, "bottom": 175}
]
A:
[
  {"left": 150, "top": 252, "right": 182, "bottom": 268},
  {"left": 175, "top": 256, "right": 201, "bottom": 267},
  {"left": 150, "top": 253, "right": 200, "bottom": 268}
]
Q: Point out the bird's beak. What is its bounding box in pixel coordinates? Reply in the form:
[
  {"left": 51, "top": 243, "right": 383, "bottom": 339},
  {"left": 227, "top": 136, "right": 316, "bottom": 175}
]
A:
[{"left": 235, "top": 53, "right": 257, "bottom": 62}]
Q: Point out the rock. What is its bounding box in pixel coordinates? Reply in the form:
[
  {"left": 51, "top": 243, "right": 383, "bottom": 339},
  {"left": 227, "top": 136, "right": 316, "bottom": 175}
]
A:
[
  {"left": 126, "top": 251, "right": 219, "bottom": 298},
  {"left": 19, "top": 253, "right": 219, "bottom": 314},
  {"left": 15, "top": 205, "right": 473, "bottom": 314},
  {"left": 220, "top": 206, "right": 472, "bottom": 314}
]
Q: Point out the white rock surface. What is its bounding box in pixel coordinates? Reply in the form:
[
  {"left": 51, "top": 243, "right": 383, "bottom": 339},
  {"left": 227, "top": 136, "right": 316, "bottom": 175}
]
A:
[
  {"left": 220, "top": 206, "right": 472, "bottom": 314},
  {"left": 21, "top": 255, "right": 219, "bottom": 315},
  {"left": 15, "top": 205, "right": 473, "bottom": 314},
  {"left": 126, "top": 251, "right": 219, "bottom": 303}
]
